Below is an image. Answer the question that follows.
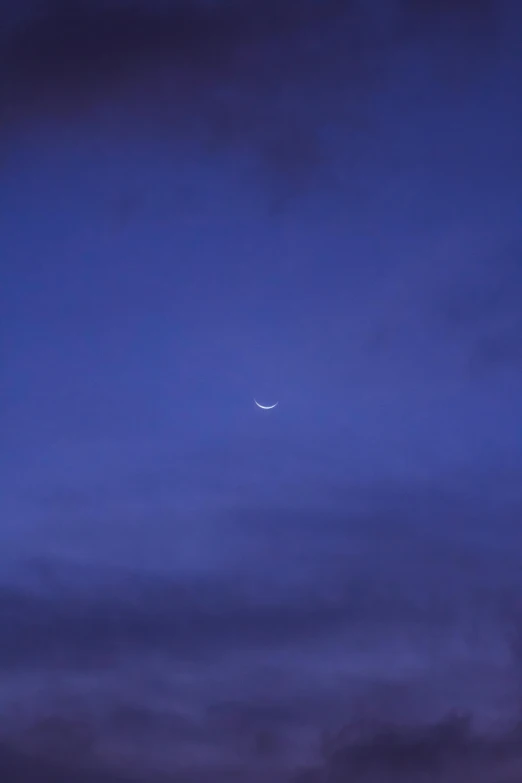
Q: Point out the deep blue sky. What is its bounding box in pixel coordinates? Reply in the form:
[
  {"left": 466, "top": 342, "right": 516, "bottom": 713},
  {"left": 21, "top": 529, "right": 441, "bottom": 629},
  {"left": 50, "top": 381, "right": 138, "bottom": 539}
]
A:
[{"left": 1, "top": 1, "right": 522, "bottom": 780}]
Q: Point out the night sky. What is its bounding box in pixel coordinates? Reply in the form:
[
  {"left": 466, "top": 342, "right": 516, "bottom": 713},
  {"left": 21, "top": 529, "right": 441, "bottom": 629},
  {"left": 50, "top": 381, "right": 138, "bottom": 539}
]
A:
[{"left": 2, "top": 1, "right": 522, "bottom": 781}]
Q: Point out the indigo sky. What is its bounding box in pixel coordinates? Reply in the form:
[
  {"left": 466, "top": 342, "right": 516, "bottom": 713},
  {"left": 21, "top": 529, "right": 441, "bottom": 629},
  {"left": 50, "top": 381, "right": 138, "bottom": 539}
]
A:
[{"left": 1, "top": 1, "right": 522, "bottom": 780}]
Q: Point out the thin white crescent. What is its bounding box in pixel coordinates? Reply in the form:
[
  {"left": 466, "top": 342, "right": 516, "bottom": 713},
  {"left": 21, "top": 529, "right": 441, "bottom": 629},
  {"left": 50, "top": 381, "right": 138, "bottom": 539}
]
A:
[{"left": 254, "top": 399, "right": 278, "bottom": 410}]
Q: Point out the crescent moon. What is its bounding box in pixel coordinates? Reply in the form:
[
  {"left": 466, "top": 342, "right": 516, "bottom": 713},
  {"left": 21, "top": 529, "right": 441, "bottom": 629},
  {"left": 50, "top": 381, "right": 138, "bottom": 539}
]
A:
[{"left": 254, "top": 399, "right": 278, "bottom": 410}]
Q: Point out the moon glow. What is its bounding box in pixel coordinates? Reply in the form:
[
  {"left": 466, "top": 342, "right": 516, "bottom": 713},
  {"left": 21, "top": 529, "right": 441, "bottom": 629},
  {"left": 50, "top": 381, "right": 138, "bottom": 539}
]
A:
[{"left": 254, "top": 399, "right": 278, "bottom": 410}]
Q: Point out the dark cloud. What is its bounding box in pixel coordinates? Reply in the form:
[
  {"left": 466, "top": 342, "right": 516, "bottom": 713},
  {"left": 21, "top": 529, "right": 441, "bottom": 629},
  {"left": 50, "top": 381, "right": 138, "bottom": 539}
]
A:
[
  {"left": 323, "top": 712, "right": 476, "bottom": 777},
  {"left": 316, "top": 713, "right": 522, "bottom": 782},
  {"left": 5, "top": 713, "right": 522, "bottom": 783},
  {"left": 0, "top": 1, "right": 370, "bottom": 126},
  {"left": 17, "top": 715, "right": 96, "bottom": 763},
  {"left": 206, "top": 700, "right": 297, "bottom": 756},
  {"left": 5, "top": 699, "right": 299, "bottom": 779},
  {"left": 0, "top": 0, "right": 512, "bottom": 190},
  {"left": 2, "top": 0, "right": 506, "bottom": 106},
  {"left": 0, "top": 740, "right": 133, "bottom": 783}
]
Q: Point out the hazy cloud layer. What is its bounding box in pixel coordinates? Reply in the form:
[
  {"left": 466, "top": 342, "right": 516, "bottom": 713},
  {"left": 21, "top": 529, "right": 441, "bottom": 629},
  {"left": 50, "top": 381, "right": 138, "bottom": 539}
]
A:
[
  {"left": 0, "top": 571, "right": 351, "bottom": 671},
  {"left": 2, "top": 520, "right": 522, "bottom": 776},
  {"left": 1, "top": 486, "right": 520, "bottom": 669}
]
